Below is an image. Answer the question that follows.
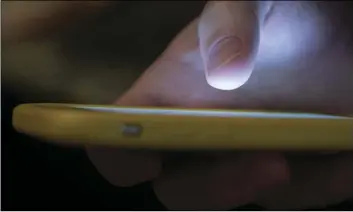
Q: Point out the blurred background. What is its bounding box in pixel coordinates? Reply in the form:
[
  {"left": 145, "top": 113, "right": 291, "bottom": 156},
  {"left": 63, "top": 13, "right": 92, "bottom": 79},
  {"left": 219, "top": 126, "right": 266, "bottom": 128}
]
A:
[
  {"left": 2, "top": 1, "right": 352, "bottom": 210},
  {"left": 2, "top": 1, "right": 205, "bottom": 103}
]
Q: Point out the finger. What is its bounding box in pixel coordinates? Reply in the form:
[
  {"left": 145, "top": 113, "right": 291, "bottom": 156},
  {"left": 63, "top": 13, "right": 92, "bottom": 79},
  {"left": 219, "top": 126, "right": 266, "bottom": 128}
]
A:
[
  {"left": 256, "top": 152, "right": 353, "bottom": 209},
  {"left": 86, "top": 92, "right": 162, "bottom": 187},
  {"left": 153, "top": 152, "right": 289, "bottom": 210},
  {"left": 198, "top": 1, "right": 272, "bottom": 90},
  {"left": 86, "top": 147, "right": 161, "bottom": 187}
]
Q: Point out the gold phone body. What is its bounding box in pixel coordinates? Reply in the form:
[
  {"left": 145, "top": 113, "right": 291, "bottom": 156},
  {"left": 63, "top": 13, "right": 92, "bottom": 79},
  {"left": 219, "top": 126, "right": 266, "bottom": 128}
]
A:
[{"left": 12, "top": 103, "right": 353, "bottom": 150}]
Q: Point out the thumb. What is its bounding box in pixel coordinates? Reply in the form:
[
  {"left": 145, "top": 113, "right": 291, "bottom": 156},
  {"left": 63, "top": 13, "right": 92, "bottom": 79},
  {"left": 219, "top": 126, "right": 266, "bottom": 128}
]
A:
[{"left": 198, "top": 1, "right": 271, "bottom": 90}]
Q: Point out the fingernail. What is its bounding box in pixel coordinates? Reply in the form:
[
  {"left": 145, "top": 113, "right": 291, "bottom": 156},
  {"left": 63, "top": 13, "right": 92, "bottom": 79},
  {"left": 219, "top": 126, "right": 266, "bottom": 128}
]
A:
[
  {"left": 206, "top": 36, "right": 242, "bottom": 74},
  {"left": 205, "top": 36, "right": 251, "bottom": 90}
]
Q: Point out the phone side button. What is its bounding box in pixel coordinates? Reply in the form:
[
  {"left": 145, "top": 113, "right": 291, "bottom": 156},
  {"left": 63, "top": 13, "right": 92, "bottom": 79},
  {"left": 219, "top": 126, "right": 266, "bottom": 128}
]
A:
[{"left": 121, "top": 124, "right": 143, "bottom": 137}]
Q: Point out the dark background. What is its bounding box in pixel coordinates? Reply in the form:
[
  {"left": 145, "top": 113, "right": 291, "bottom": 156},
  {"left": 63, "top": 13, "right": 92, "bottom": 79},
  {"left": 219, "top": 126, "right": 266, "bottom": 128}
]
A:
[{"left": 2, "top": 1, "right": 353, "bottom": 210}]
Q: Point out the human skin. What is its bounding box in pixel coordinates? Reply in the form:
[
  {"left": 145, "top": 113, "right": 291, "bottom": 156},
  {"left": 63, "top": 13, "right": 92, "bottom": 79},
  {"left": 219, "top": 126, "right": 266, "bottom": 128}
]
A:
[
  {"left": 4, "top": 1, "right": 352, "bottom": 210},
  {"left": 87, "top": 1, "right": 353, "bottom": 210}
]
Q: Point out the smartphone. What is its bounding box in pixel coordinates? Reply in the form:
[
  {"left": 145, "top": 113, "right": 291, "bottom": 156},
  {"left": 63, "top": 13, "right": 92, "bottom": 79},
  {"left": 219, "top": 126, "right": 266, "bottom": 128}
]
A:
[{"left": 12, "top": 103, "right": 353, "bottom": 150}]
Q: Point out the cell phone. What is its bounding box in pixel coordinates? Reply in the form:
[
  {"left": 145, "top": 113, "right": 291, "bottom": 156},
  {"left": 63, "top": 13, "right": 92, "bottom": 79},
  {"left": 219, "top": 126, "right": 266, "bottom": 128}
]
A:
[{"left": 12, "top": 103, "right": 353, "bottom": 150}]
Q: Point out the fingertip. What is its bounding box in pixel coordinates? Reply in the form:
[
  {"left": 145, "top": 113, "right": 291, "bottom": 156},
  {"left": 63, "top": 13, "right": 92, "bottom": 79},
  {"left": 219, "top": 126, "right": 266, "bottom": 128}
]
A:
[
  {"left": 86, "top": 147, "right": 162, "bottom": 187},
  {"left": 252, "top": 153, "right": 291, "bottom": 189},
  {"left": 206, "top": 63, "right": 253, "bottom": 90},
  {"left": 204, "top": 36, "right": 253, "bottom": 90},
  {"left": 198, "top": 1, "right": 262, "bottom": 90}
]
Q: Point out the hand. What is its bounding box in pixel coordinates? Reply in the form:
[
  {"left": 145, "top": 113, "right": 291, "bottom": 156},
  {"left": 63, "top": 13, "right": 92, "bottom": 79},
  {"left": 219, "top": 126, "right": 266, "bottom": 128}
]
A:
[{"left": 87, "top": 1, "right": 353, "bottom": 210}]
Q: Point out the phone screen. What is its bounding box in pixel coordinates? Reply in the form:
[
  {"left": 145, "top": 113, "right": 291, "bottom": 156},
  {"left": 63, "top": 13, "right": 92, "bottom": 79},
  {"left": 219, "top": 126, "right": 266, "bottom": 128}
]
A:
[{"left": 71, "top": 105, "right": 348, "bottom": 119}]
